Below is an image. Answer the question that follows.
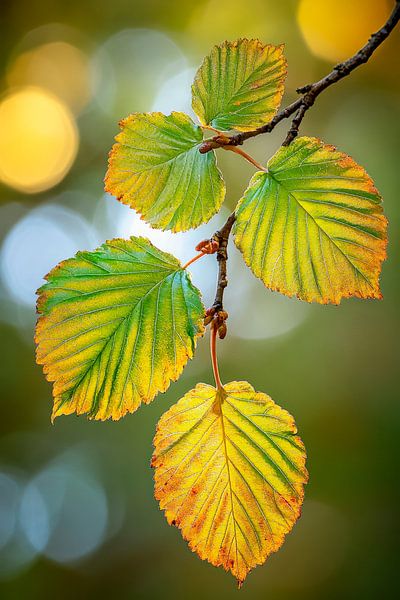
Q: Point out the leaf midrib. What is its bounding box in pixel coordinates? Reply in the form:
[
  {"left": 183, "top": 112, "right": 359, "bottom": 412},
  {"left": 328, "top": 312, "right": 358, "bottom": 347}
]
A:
[
  {"left": 219, "top": 394, "right": 240, "bottom": 575},
  {"left": 61, "top": 268, "right": 182, "bottom": 402}
]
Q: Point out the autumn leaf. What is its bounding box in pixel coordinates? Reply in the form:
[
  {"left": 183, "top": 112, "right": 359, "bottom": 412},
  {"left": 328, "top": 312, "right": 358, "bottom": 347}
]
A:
[
  {"left": 152, "top": 381, "right": 308, "bottom": 586},
  {"left": 234, "top": 137, "right": 387, "bottom": 304},
  {"left": 104, "top": 111, "right": 225, "bottom": 232},
  {"left": 192, "top": 39, "right": 287, "bottom": 132},
  {"left": 35, "top": 237, "right": 204, "bottom": 421}
]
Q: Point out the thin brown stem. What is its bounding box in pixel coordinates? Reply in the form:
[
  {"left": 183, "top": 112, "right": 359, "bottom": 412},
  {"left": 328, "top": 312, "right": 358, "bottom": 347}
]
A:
[
  {"left": 282, "top": 103, "right": 308, "bottom": 146},
  {"left": 182, "top": 252, "right": 207, "bottom": 270},
  {"left": 201, "top": 124, "right": 223, "bottom": 135},
  {"left": 199, "top": 1, "right": 400, "bottom": 151},
  {"left": 211, "top": 212, "right": 236, "bottom": 312},
  {"left": 210, "top": 321, "right": 223, "bottom": 389},
  {"left": 201, "top": 1, "right": 399, "bottom": 348},
  {"left": 223, "top": 146, "right": 267, "bottom": 171}
]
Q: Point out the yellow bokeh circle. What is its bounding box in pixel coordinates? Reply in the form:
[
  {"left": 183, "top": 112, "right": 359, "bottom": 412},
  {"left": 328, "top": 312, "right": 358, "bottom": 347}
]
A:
[
  {"left": 297, "top": 0, "right": 390, "bottom": 63},
  {"left": 7, "top": 42, "right": 91, "bottom": 114},
  {"left": 0, "top": 87, "right": 79, "bottom": 194}
]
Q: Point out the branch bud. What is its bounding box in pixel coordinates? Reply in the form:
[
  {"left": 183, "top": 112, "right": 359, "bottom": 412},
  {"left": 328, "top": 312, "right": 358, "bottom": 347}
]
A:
[
  {"left": 195, "top": 239, "right": 219, "bottom": 254},
  {"left": 204, "top": 307, "right": 216, "bottom": 326},
  {"left": 218, "top": 323, "right": 227, "bottom": 339}
]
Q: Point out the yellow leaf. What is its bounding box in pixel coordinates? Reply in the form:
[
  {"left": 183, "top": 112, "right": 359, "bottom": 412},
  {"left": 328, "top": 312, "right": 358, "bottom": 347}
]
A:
[
  {"left": 104, "top": 111, "right": 225, "bottom": 232},
  {"left": 35, "top": 237, "right": 205, "bottom": 421},
  {"left": 192, "top": 39, "right": 287, "bottom": 132},
  {"left": 152, "top": 381, "right": 308, "bottom": 586},
  {"left": 234, "top": 137, "right": 387, "bottom": 304}
]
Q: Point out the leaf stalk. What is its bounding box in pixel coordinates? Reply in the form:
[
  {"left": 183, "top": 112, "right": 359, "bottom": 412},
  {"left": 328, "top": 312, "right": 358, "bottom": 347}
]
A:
[
  {"left": 182, "top": 252, "right": 207, "bottom": 270},
  {"left": 210, "top": 320, "right": 223, "bottom": 389},
  {"left": 223, "top": 146, "right": 267, "bottom": 172}
]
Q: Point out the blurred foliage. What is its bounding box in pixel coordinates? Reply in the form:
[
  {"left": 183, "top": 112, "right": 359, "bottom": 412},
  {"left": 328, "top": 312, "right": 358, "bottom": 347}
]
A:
[{"left": 0, "top": 0, "right": 399, "bottom": 598}]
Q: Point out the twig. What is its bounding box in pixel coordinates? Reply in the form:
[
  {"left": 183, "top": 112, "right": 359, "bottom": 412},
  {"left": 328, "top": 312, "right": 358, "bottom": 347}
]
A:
[
  {"left": 282, "top": 103, "right": 308, "bottom": 146},
  {"left": 211, "top": 213, "right": 236, "bottom": 312},
  {"left": 199, "top": 1, "right": 400, "bottom": 151},
  {"left": 199, "top": 0, "right": 400, "bottom": 326}
]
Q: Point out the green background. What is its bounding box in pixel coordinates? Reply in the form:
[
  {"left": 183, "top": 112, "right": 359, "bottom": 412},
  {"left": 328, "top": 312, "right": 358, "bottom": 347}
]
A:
[{"left": 0, "top": 0, "right": 399, "bottom": 598}]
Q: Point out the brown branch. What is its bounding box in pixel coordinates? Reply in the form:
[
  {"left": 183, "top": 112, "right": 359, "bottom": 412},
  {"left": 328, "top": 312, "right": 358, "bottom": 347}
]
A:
[
  {"left": 200, "top": 1, "right": 400, "bottom": 152},
  {"left": 211, "top": 212, "right": 236, "bottom": 312},
  {"left": 200, "top": 1, "right": 400, "bottom": 328}
]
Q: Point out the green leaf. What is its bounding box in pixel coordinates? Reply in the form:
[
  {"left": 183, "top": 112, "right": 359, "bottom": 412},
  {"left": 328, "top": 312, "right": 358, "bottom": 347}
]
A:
[
  {"left": 152, "top": 381, "right": 308, "bottom": 586},
  {"left": 35, "top": 237, "right": 205, "bottom": 421},
  {"left": 105, "top": 111, "right": 225, "bottom": 232},
  {"left": 192, "top": 39, "right": 287, "bottom": 132},
  {"left": 234, "top": 137, "right": 387, "bottom": 304}
]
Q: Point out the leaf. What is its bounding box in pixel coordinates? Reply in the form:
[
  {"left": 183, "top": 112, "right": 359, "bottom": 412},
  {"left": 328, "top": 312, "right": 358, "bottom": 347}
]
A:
[
  {"left": 35, "top": 237, "right": 205, "bottom": 421},
  {"left": 104, "top": 111, "right": 225, "bottom": 232},
  {"left": 192, "top": 39, "right": 287, "bottom": 132},
  {"left": 152, "top": 381, "right": 308, "bottom": 586},
  {"left": 234, "top": 137, "right": 387, "bottom": 304}
]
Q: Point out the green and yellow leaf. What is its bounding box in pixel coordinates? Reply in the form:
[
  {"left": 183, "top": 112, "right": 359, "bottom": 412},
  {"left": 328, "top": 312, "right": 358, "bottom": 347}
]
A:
[
  {"left": 35, "top": 237, "right": 205, "bottom": 421},
  {"left": 104, "top": 111, "right": 225, "bottom": 232},
  {"left": 234, "top": 137, "right": 387, "bottom": 304},
  {"left": 152, "top": 381, "right": 308, "bottom": 586},
  {"left": 192, "top": 39, "right": 287, "bottom": 132}
]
